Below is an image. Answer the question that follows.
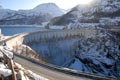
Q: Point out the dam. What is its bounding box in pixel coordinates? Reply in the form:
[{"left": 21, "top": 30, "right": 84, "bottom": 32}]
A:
[
  {"left": 3, "top": 29, "right": 100, "bottom": 66},
  {"left": 1, "top": 28, "right": 119, "bottom": 80},
  {"left": 23, "top": 29, "right": 99, "bottom": 44},
  {"left": 22, "top": 29, "right": 100, "bottom": 66}
]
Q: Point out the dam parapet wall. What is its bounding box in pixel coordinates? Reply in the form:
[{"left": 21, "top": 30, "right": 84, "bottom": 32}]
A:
[{"left": 23, "top": 29, "right": 100, "bottom": 44}]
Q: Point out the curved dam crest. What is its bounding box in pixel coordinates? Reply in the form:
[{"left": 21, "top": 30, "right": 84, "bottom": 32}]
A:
[
  {"left": 22, "top": 29, "right": 99, "bottom": 66},
  {"left": 23, "top": 29, "right": 99, "bottom": 44},
  {"left": 3, "top": 29, "right": 100, "bottom": 66}
]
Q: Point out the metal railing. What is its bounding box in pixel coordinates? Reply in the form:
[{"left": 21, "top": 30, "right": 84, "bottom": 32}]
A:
[{"left": 14, "top": 53, "right": 117, "bottom": 80}]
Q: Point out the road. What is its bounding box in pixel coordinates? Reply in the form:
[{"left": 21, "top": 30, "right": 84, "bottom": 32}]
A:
[{"left": 14, "top": 55, "right": 90, "bottom": 80}]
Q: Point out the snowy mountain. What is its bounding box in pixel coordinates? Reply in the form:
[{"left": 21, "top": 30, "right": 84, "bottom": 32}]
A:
[
  {"left": 0, "top": 3, "right": 64, "bottom": 25},
  {"left": 47, "top": 0, "right": 120, "bottom": 29},
  {"left": 32, "top": 3, "right": 63, "bottom": 17}
]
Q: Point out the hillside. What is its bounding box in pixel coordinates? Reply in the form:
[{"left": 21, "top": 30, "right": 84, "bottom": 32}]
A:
[
  {"left": 47, "top": 0, "right": 120, "bottom": 29},
  {"left": 0, "top": 3, "right": 64, "bottom": 25}
]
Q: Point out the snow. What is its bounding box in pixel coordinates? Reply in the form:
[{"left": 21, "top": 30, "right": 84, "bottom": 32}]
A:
[
  {"left": 0, "top": 51, "right": 3, "bottom": 58},
  {"left": 0, "top": 46, "right": 49, "bottom": 79},
  {"left": 17, "top": 71, "right": 29, "bottom": 80},
  {"left": 0, "top": 9, "right": 15, "bottom": 20},
  {"left": 0, "top": 46, "right": 12, "bottom": 77},
  {"left": 15, "top": 62, "right": 49, "bottom": 80},
  {"left": 0, "top": 62, "right": 6, "bottom": 68},
  {"left": 101, "top": 6, "right": 117, "bottom": 13},
  {"left": 0, "top": 68, "right": 12, "bottom": 77},
  {"left": 15, "top": 63, "right": 24, "bottom": 70},
  {"left": 18, "top": 3, "right": 64, "bottom": 17},
  {"left": 15, "top": 63, "right": 49, "bottom": 80},
  {"left": 27, "top": 70, "right": 49, "bottom": 80},
  {"left": 69, "top": 58, "right": 84, "bottom": 70},
  {"left": 99, "top": 17, "right": 120, "bottom": 26},
  {"left": 49, "top": 26, "right": 65, "bottom": 29},
  {"left": 67, "top": 30, "right": 120, "bottom": 77},
  {"left": 48, "top": 0, "right": 120, "bottom": 29},
  {"left": 2, "top": 48, "right": 13, "bottom": 59},
  {"left": 32, "top": 3, "right": 63, "bottom": 17},
  {"left": 0, "top": 3, "right": 64, "bottom": 25},
  {"left": 68, "top": 23, "right": 99, "bottom": 29},
  {"left": 0, "top": 3, "right": 63, "bottom": 20}
]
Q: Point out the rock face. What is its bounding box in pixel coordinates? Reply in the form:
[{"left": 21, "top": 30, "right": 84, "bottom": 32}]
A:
[
  {"left": 68, "top": 31, "right": 120, "bottom": 78},
  {"left": 47, "top": 0, "right": 120, "bottom": 29},
  {"left": 0, "top": 3, "right": 64, "bottom": 25},
  {"left": 13, "top": 44, "right": 43, "bottom": 62}
]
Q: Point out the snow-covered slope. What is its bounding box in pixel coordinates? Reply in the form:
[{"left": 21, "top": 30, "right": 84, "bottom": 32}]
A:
[
  {"left": 0, "top": 46, "right": 48, "bottom": 80},
  {"left": 47, "top": 0, "right": 120, "bottom": 29},
  {"left": 0, "top": 9, "right": 16, "bottom": 20},
  {"left": 18, "top": 3, "right": 63, "bottom": 17},
  {"left": 32, "top": 3, "right": 63, "bottom": 17},
  {"left": 67, "top": 30, "right": 120, "bottom": 78},
  {"left": 0, "top": 3, "right": 64, "bottom": 25}
]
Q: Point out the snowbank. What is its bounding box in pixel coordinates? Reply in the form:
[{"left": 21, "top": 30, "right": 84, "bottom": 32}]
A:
[{"left": 0, "top": 68, "right": 12, "bottom": 77}]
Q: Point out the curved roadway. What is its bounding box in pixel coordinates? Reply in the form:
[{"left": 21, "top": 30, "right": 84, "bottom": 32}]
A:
[
  {"left": 14, "top": 54, "right": 117, "bottom": 80},
  {"left": 14, "top": 55, "right": 90, "bottom": 80}
]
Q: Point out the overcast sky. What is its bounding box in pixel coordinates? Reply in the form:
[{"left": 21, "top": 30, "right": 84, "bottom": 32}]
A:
[{"left": 0, "top": 0, "right": 93, "bottom": 10}]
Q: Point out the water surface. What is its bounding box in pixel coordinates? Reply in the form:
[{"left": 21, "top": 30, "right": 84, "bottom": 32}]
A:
[{"left": 0, "top": 25, "right": 42, "bottom": 36}]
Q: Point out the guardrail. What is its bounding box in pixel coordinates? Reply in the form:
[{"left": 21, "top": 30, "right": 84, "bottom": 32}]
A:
[
  {"left": 0, "top": 33, "right": 23, "bottom": 42},
  {"left": 14, "top": 53, "right": 117, "bottom": 80},
  {"left": 0, "top": 33, "right": 28, "bottom": 50}
]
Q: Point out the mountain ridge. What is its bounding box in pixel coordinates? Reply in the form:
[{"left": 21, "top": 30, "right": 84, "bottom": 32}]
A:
[
  {"left": 47, "top": 0, "right": 120, "bottom": 29},
  {"left": 0, "top": 3, "right": 64, "bottom": 25}
]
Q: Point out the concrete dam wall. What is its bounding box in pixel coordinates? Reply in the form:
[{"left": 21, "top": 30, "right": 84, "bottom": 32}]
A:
[
  {"left": 23, "top": 29, "right": 99, "bottom": 44},
  {"left": 23, "top": 29, "right": 100, "bottom": 66},
  {"left": 3, "top": 29, "right": 100, "bottom": 66}
]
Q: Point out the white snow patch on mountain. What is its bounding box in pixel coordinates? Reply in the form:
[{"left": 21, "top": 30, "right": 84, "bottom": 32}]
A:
[{"left": 32, "top": 3, "right": 63, "bottom": 17}]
